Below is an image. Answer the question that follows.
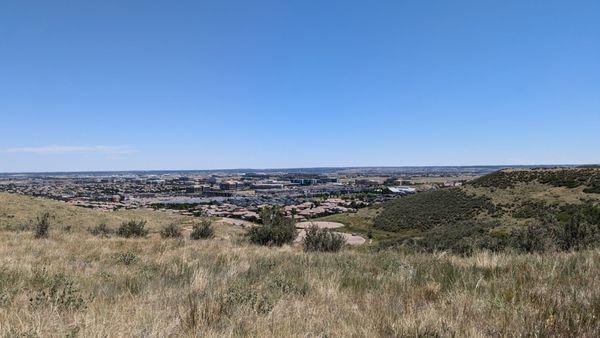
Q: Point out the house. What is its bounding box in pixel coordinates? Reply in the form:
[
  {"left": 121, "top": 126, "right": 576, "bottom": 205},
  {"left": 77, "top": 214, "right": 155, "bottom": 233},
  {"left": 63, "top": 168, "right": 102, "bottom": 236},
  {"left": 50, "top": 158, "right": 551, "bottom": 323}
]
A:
[{"left": 389, "top": 186, "right": 416, "bottom": 194}]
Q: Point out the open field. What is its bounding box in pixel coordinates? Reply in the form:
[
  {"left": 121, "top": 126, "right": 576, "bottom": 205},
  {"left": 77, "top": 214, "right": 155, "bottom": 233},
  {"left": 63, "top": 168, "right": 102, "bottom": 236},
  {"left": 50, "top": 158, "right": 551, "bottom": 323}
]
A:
[{"left": 1, "top": 191, "right": 600, "bottom": 336}]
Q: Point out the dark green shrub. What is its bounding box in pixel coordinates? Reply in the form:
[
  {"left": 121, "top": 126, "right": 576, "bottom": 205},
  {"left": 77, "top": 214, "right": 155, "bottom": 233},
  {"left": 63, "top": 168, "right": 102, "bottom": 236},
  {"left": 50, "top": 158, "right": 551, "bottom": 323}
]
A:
[
  {"left": 379, "top": 205, "right": 600, "bottom": 255},
  {"left": 512, "top": 201, "right": 555, "bottom": 219},
  {"left": 190, "top": 221, "right": 214, "bottom": 240},
  {"left": 507, "top": 223, "right": 557, "bottom": 253},
  {"left": 160, "top": 223, "right": 182, "bottom": 238},
  {"left": 248, "top": 206, "right": 296, "bottom": 246},
  {"left": 89, "top": 223, "right": 112, "bottom": 237},
  {"left": 114, "top": 251, "right": 138, "bottom": 265},
  {"left": 421, "top": 221, "right": 493, "bottom": 254},
  {"left": 303, "top": 225, "right": 345, "bottom": 252},
  {"left": 374, "top": 188, "right": 495, "bottom": 232},
  {"left": 34, "top": 212, "right": 51, "bottom": 238},
  {"left": 506, "top": 211, "right": 600, "bottom": 253},
  {"left": 583, "top": 184, "right": 600, "bottom": 194},
  {"left": 29, "top": 270, "right": 86, "bottom": 311},
  {"left": 378, "top": 220, "right": 511, "bottom": 255},
  {"left": 558, "top": 215, "right": 600, "bottom": 251},
  {"left": 469, "top": 168, "right": 600, "bottom": 192},
  {"left": 116, "top": 220, "right": 148, "bottom": 238}
]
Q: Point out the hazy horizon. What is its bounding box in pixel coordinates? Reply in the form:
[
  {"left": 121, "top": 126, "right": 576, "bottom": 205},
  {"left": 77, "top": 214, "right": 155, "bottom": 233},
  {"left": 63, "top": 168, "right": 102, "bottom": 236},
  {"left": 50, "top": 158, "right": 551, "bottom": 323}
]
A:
[
  {"left": 1, "top": 1, "right": 599, "bottom": 172},
  {"left": 0, "top": 163, "right": 594, "bottom": 175}
]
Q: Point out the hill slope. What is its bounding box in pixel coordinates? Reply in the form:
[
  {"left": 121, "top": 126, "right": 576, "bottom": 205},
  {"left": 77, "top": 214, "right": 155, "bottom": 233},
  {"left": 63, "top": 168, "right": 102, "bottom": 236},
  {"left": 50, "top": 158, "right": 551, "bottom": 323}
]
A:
[
  {"left": 0, "top": 192, "right": 599, "bottom": 336},
  {"left": 0, "top": 193, "right": 195, "bottom": 233},
  {"left": 374, "top": 188, "right": 496, "bottom": 232},
  {"left": 375, "top": 168, "right": 600, "bottom": 253}
]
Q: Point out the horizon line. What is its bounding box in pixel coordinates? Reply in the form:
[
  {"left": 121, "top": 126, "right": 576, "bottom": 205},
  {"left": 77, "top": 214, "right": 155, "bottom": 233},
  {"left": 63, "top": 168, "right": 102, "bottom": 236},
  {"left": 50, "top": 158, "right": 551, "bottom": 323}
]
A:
[{"left": 1, "top": 163, "right": 596, "bottom": 175}]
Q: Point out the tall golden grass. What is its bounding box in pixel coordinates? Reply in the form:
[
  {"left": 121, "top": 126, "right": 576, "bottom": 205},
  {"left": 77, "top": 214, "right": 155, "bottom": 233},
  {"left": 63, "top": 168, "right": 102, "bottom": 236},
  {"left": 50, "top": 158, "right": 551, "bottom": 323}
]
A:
[
  {"left": 1, "top": 226, "right": 599, "bottom": 336},
  {"left": 1, "top": 193, "right": 599, "bottom": 336}
]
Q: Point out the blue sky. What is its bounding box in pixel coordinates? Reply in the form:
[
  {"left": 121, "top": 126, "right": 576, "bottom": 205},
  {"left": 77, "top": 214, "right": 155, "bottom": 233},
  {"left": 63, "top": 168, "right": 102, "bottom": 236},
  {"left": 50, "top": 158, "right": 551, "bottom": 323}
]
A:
[{"left": 1, "top": 0, "right": 599, "bottom": 172}]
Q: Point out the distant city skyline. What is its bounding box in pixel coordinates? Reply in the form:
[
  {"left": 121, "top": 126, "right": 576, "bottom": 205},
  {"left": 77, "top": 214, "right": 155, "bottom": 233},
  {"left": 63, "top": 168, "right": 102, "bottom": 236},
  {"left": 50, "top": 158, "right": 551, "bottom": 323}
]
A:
[
  {"left": 0, "top": 164, "right": 592, "bottom": 175},
  {"left": 1, "top": 1, "right": 599, "bottom": 172}
]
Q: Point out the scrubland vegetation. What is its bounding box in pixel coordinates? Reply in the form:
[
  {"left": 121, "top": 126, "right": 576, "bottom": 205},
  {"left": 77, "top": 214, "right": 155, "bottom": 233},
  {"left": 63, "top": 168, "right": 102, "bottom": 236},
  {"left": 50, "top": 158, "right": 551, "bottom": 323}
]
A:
[
  {"left": 469, "top": 167, "right": 600, "bottom": 192},
  {"left": 302, "top": 225, "right": 345, "bottom": 252},
  {"left": 375, "top": 188, "right": 496, "bottom": 232},
  {"left": 376, "top": 168, "right": 600, "bottom": 255},
  {"left": 116, "top": 219, "right": 149, "bottom": 238},
  {"left": 247, "top": 206, "right": 296, "bottom": 246},
  {"left": 160, "top": 223, "right": 183, "bottom": 239},
  {"left": 190, "top": 221, "right": 214, "bottom": 240},
  {"left": 1, "top": 168, "right": 600, "bottom": 336},
  {"left": 1, "top": 227, "right": 600, "bottom": 336}
]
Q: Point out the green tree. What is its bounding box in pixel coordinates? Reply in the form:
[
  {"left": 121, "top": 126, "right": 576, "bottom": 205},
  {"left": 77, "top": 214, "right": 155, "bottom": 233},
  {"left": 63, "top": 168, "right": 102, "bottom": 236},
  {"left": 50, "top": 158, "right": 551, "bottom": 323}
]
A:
[{"left": 248, "top": 206, "right": 296, "bottom": 246}]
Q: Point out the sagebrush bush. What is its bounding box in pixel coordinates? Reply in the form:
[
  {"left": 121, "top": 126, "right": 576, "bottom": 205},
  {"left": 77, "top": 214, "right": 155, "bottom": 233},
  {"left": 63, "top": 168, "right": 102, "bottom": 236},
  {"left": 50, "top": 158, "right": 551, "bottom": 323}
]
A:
[
  {"left": 160, "top": 223, "right": 182, "bottom": 238},
  {"left": 89, "top": 223, "right": 112, "bottom": 237},
  {"left": 508, "top": 206, "right": 600, "bottom": 253},
  {"left": 469, "top": 168, "right": 600, "bottom": 192},
  {"left": 303, "top": 225, "right": 345, "bottom": 252},
  {"left": 114, "top": 251, "right": 138, "bottom": 265},
  {"left": 190, "top": 221, "right": 213, "bottom": 240},
  {"left": 248, "top": 206, "right": 296, "bottom": 246},
  {"left": 374, "top": 188, "right": 495, "bottom": 232},
  {"left": 29, "top": 269, "right": 86, "bottom": 311},
  {"left": 379, "top": 205, "right": 600, "bottom": 255},
  {"left": 507, "top": 222, "right": 557, "bottom": 253},
  {"left": 34, "top": 212, "right": 51, "bottom": 238},
  {"left": 116, "top": 220, "right": 148, "bottom": 238},
  {"left": 558, "top": 214, "right": 600, "bottom": 251}
]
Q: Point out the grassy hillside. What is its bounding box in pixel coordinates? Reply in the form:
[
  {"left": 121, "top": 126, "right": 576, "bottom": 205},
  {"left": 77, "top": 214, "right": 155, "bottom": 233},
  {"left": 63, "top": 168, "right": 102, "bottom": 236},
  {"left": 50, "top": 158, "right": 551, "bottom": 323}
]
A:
[
  {"left": 469, "top": 167, "right": 600, "bottom": 193},
  {"left": 374, "top": 168, "right": 600, "bottom": 254},
  {"left": 374, "top": 188, "right": 496, "bottom": 232},
  {"left": 312, "top": 206, "right": 401, "bottom": 240},
  {"left": 0, "top": 192, "right": 599, "bottom": 336},
  {"left": 0, "top": 193, "right": 198, "bottom": 234}
]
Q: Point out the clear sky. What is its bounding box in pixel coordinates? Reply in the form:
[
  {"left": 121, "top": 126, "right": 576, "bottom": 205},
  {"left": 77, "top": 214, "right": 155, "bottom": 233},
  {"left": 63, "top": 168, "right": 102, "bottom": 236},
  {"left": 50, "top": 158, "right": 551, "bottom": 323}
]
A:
[{"left": 1, "top": 0, "right": 599, "bottom": 172}]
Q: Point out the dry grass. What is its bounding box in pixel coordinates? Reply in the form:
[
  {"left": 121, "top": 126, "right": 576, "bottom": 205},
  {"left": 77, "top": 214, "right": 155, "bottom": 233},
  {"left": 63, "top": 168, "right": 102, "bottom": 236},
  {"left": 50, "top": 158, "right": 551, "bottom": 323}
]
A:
[
  {"left": 314, "top": 207, "right": 403, "bottom": 241},
  {"left": 463, "top": 182, "right": 596, "bottom": 206},
  {"left": 1, "top": 231, "right": 600, "bottom": 336},
  {"left": 1, "top": 194, "right": 600, "bottom": 336},
  {"left": 408, "top": 175, "right": 480, "bottom": 184},
  {"left": 0, "top": 193, "right": 195, "bottom": 233}
]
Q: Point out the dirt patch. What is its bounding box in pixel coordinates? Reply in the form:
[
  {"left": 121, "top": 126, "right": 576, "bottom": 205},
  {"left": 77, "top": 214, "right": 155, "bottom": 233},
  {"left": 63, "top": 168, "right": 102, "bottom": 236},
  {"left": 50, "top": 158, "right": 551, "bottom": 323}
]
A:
[
  {"left": 343, "top": 233, "right": 367, "bottom": 245},
  {"left": 294, "top": 229, "right": 366, "bottom": 246},
  {"left": 295, "top": 221, "right": 345, "bottom": 229},
  {"left": 218, "top": 217, "right": 257, "bottom": 228}
]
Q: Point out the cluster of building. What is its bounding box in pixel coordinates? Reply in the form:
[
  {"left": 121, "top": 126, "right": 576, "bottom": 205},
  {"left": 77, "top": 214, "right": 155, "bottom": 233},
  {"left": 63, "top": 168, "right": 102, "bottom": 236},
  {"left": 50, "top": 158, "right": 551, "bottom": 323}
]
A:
[
  {"left": 0, "top": 172, "right": 373, "bottom": 207},
  {"left": 191, "top": 198, "right": 357, "bottom": 222},
  {"left": 0, "top": 167, "right": 484, "bottom": 218}
]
